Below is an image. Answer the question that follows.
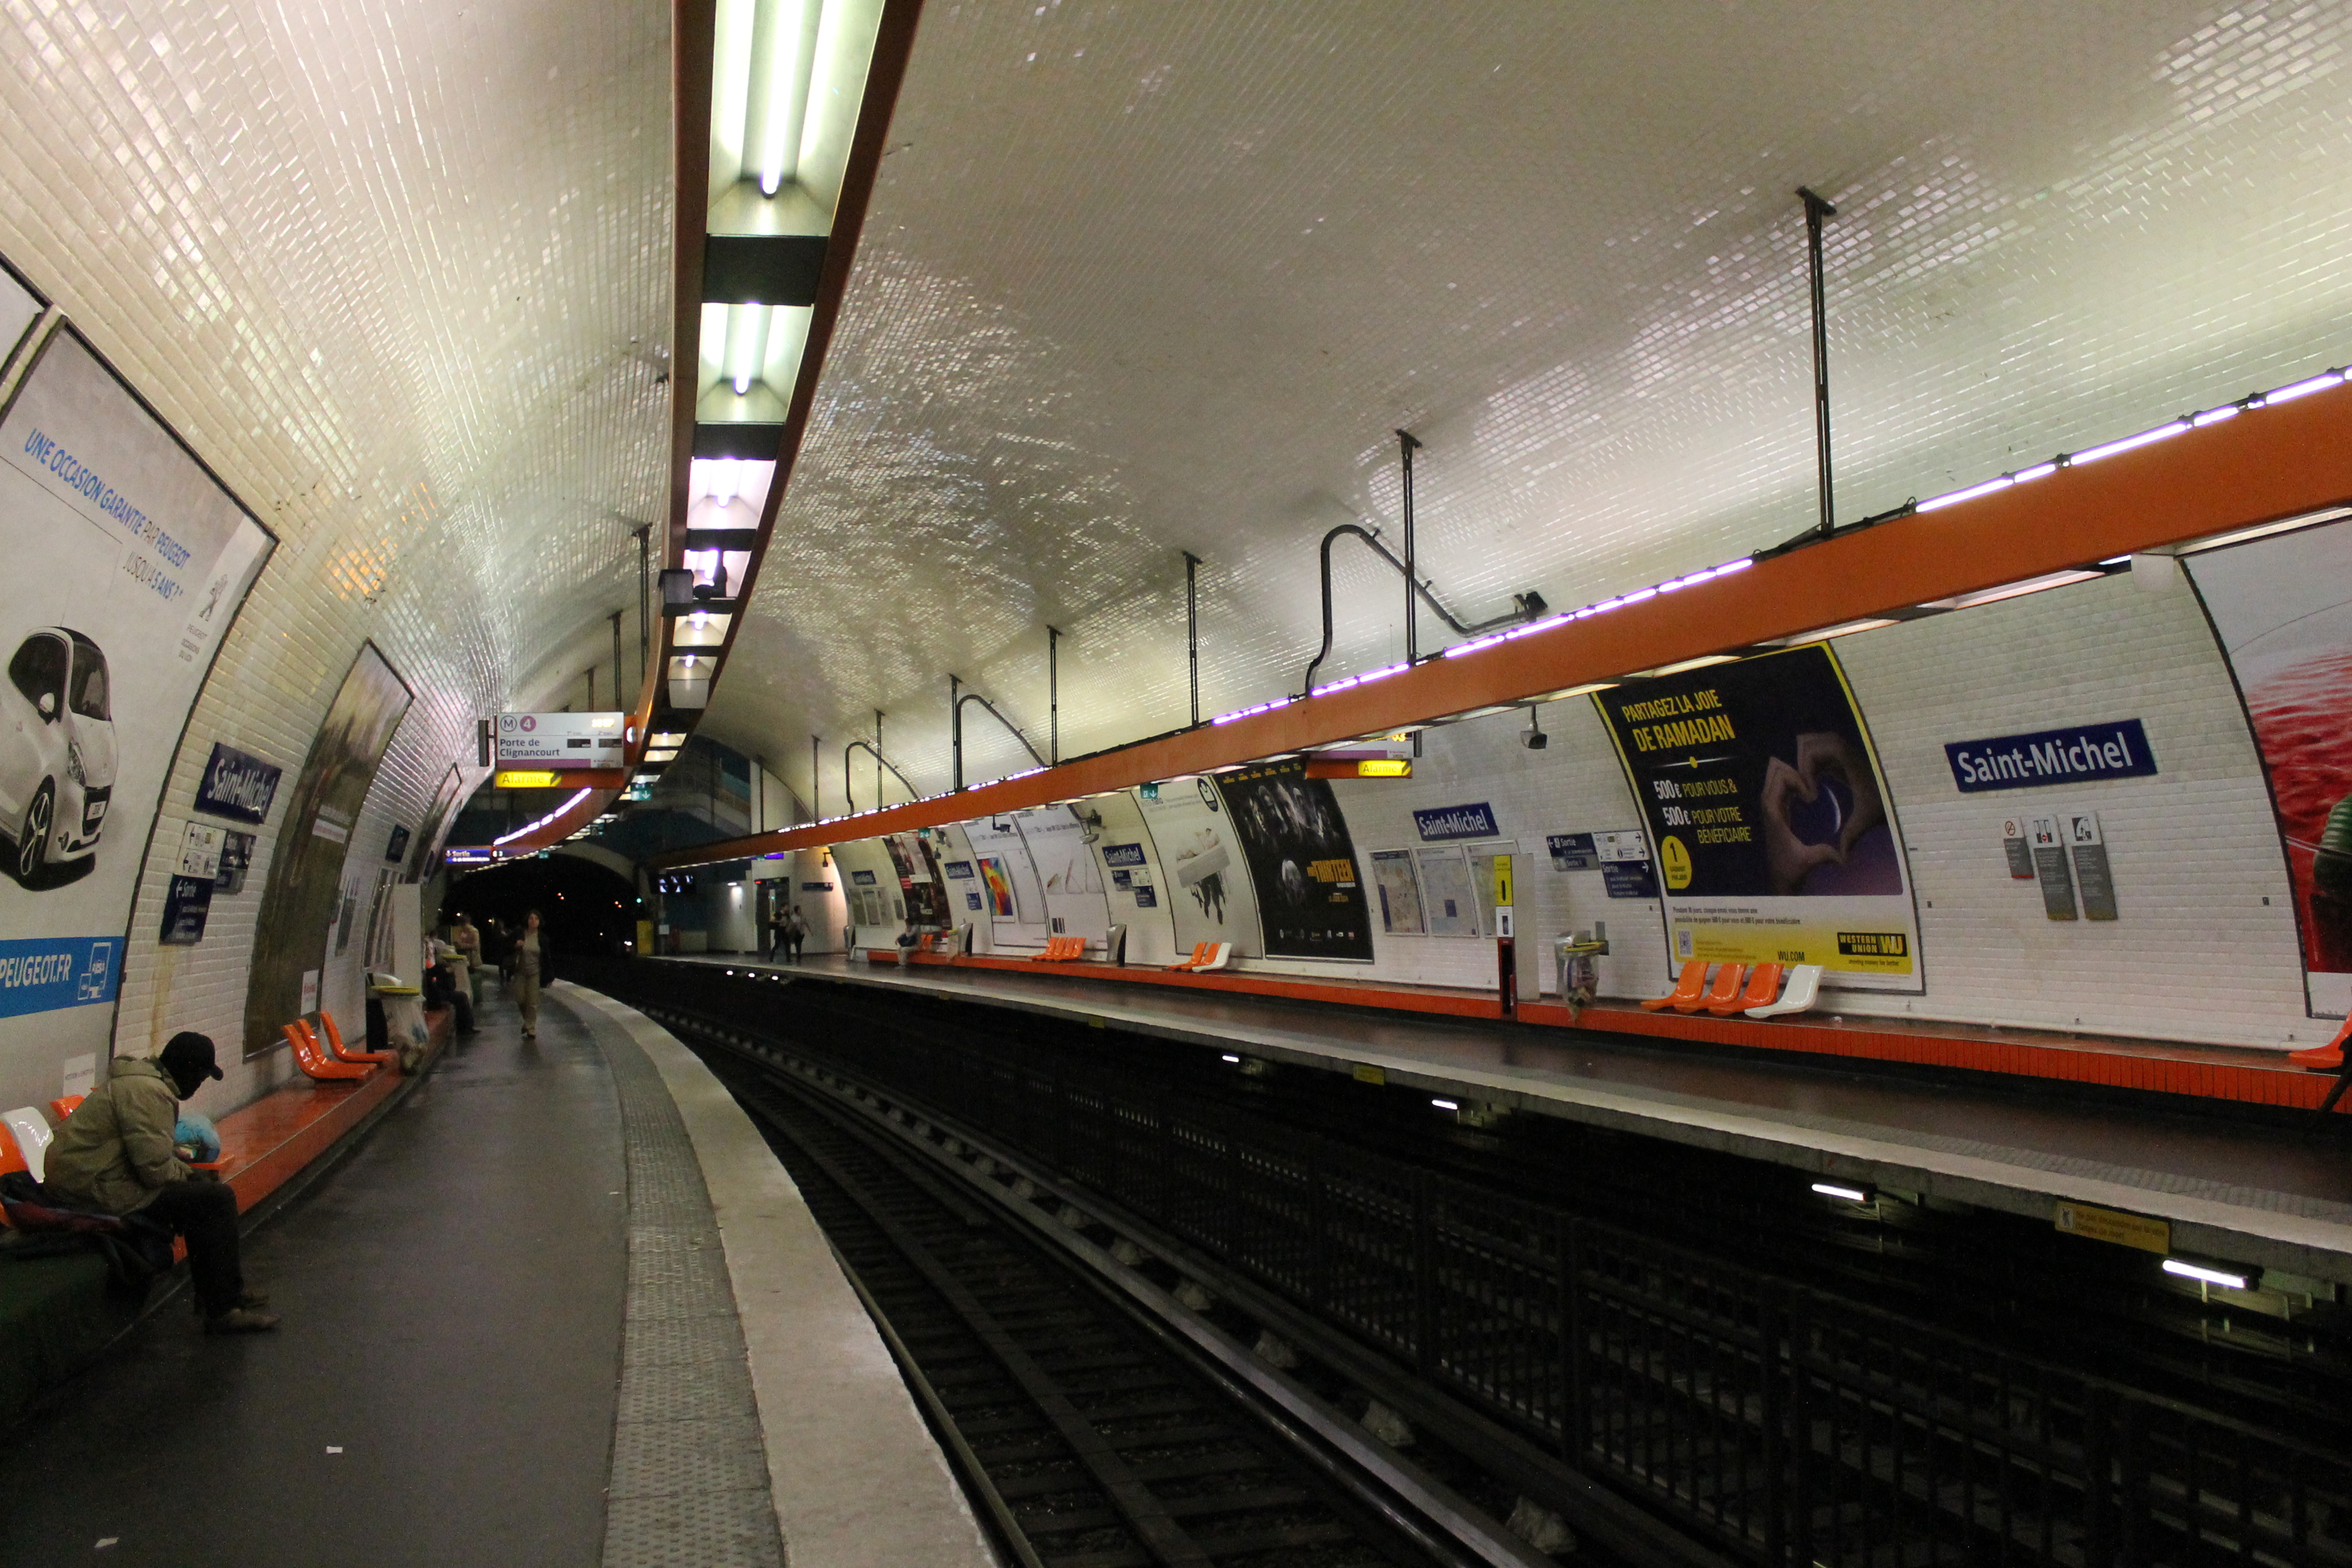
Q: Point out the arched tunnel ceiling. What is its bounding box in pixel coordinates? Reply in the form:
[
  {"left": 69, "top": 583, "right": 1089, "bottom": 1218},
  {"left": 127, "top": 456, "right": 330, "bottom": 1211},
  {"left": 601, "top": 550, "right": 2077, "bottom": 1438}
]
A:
[
  {"left": 0, "top": 0, "right": 671, "bottom": 742},
  {"left": 701, "top": 0, "right": 2352, "bottom": 808}
]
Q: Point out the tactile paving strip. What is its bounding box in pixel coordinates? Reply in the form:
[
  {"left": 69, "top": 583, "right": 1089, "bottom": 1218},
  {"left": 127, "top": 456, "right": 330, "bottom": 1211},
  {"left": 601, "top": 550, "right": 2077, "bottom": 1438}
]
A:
[{"left": 595, "top": 1024, "right": 785, "bottom": 1568}]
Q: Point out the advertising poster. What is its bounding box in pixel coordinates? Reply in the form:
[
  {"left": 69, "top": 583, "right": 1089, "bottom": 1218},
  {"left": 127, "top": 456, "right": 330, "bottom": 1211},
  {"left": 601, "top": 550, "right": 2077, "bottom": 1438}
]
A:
[
  {"left": 0, "top": 328, "right": 273, "bottom": 1106},
  {"left": 1213, "top": 760, "right": 1373, "bottom": 961},
  {"left": 2183, "top": 516, "right": 2352, "bottom": 1014},
  {"left": 241, "top": 644, "right": 412, "bottom": 1054},
  {"left": 883, "top": 831, "right": 952, "bottom": 928},
  {"left": 1015, "top": 807, "right": 1108, "bottom": 945},
  {"left": 1370, "top": 850, "right": 1425, "bottom": 934},
  {"left": 1134, "top": 777, "right": 1262, "bottom": 959},
  {"left": 1594, "top": 643, "right": 1921, "bottom": 990},
  {"left": 976, "top": 857, "right": 1016, "bottom": 917},
  {"left": 1416, "top": 847, "right": 1480, "bottom": 936},
  {"left": 961, "top": 815, "right": 1046, "bottom": 938}
]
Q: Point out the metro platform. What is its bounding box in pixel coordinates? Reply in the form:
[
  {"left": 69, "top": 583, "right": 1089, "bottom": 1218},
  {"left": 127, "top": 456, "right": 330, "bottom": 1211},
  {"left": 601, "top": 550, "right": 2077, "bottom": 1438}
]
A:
[
  {"left": 0, "top": 981, "right": 991, "bottom": 1568},
  {"left": 660, "top": 953, "right": 2352, "bottom": 1290}
]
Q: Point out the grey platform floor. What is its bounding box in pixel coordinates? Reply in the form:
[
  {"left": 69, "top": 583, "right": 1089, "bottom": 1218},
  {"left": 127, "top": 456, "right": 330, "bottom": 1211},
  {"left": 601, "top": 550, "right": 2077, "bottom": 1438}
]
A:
[
  {"left": 0, "top": 983, "right": 631, "bottom": 1567},
  {"left": 667, "top": 953, "right": 2352, "bottom": 1286}
]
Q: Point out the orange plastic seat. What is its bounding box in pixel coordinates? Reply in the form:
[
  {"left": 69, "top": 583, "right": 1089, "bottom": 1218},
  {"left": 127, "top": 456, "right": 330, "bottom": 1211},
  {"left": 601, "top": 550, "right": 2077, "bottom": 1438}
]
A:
[
  {"left": 320, "top": 1010, "right": 399, "bottom": 1069},
  {"left": 1032, "top": 936, "right": 1084, "bottom": 962},
  {"left": 285, "top": 1021, "right": 371, "bottom": 1081},
  {"left": 0, "top": 1124, "right": 25, "bottom": 1179},
  {"left": 1641, "top": 961, "right": 1707, "bottom": 1012},
  {"left": 1710, "top": 962, "right": 1783, "bottom": 1016},
  {"left": 48, "top": 1095, "right": 81, "bottom": 1124},
  {"left": 1676, "top": 962, "right": 1746, "bottom": 1015},
  {"left": 1168, "top": 941, "right": 1213, "bottom": 972}
]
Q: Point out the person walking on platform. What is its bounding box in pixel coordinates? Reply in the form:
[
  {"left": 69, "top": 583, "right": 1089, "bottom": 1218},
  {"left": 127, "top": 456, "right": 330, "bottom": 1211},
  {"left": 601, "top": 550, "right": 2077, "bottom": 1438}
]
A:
[
  {"left": 764, "top": 896, "right": 787, "bottom": 960},
  {"left": 783, "top": 905, "right": 808, "bottom": 962},
  {"left": 451, "top": 912, "right": 484, "bottom": 1009},
  {"left": 514, "top": 909, "right": 552, "bottom": 1039},
  {"left": 43, "top": 1033, "right": 277, "bottom": 1335}
]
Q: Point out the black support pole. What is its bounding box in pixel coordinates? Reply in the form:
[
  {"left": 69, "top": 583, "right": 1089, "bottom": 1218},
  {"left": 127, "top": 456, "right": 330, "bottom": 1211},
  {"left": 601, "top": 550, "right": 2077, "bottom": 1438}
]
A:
[
  {"left": 634, "top": 525, "right": 651, "bottom": 695},
  {"left": 810, "top": 732, "right": 820, "bottom": 819},
  {"left": 1182, "top": 551, "right": 1201, "bottom": 726},
  {"left": 1047, "top": 626, "right": 1061, "bottom": 766},
  {"left": 609, "top": 611, "right": 623, "bottom": 714},
  {"left": 1397, "top": 429, "right": 1423, "bottom": 663},
  {"left": 950, "top": 674, "right": 962, "bottom": 791},
  {"left": 874, "top": 710, "right": 884, "bottom": 805},
  {"left": 1800, "top": 186, "right": 1838, "bottom": 541}
]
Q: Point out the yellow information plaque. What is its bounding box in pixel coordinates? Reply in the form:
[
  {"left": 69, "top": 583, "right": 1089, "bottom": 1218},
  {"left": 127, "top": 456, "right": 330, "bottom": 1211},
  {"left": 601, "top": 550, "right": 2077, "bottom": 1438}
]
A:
[
  {"left": 1353, "top": 1063, "right": 1387, "bottom": 1086},
  {"left": 2052, "top": 1199, "right": 2170, "bottom": 1254}
]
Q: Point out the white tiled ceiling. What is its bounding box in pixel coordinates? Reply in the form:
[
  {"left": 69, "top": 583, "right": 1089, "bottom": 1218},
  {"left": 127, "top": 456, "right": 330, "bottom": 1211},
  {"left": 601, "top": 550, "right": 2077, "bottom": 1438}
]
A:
[
  {"left": 707, "top": 0, "right": 2352, "bottom": 810},
  {"left": 0, "top": 0, "right": 672, "bottom": 738}
]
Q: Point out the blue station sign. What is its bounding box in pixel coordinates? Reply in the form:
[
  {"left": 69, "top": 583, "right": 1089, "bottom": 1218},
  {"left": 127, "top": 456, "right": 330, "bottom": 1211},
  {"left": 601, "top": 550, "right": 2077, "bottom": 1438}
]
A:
[
  {"left": 1412, "top": 802, "right": 1500, "bottom": 841},
  {"left": 1943, "top": 719, "right": 2158, "bottom": 793}
]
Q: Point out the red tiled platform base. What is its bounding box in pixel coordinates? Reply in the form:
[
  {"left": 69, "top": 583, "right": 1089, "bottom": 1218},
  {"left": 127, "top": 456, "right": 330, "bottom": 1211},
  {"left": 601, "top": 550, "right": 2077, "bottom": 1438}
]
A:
[{"left": 867, "top": 952, "right": 2341, "bottom": 1112}]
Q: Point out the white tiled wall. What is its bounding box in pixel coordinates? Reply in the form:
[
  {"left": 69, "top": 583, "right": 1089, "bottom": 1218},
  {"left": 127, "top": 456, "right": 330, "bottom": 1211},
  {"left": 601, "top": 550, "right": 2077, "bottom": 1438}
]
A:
[
  {"left": 810, "top": 568, "right": 2318, "bottom": 1049},
  {"left": 0, "top": 0, "right": 669, "bottom": 1117}
]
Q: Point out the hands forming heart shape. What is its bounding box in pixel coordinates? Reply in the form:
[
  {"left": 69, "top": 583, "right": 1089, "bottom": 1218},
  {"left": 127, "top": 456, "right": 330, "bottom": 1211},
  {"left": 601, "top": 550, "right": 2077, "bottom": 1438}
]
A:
[{"left": 1760, "top": 732, "right": 1888, "bottom": 896}]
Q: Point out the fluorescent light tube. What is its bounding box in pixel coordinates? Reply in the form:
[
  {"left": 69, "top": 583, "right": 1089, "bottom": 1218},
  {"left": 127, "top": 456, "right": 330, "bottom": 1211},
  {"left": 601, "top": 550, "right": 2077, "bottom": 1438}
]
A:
[
  {"left": 2163, "top": 1257, "right": 2253, "bottom": 1290},
  {"left": 1431, "top": 1098, "right": 1460, "bottom": 1111},
  {"left": 1811, "top": 1182, "right": 1871, "bottom": 1202},
  {"left": 2261, "top": 369, "right": 2342, "bottom": 405},
  {"left": 2071, "top": 421, "right": 2188, "bottom": 467},
  {"left": 1646, "top": 654, "right": 1739, "bottom": 677}
]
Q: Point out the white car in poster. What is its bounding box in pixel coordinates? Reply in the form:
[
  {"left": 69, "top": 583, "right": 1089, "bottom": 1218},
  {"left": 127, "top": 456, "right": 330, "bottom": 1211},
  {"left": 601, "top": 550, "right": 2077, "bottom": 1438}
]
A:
[{"left": 0, "top": 628, "right": 116, "bottom": 884}]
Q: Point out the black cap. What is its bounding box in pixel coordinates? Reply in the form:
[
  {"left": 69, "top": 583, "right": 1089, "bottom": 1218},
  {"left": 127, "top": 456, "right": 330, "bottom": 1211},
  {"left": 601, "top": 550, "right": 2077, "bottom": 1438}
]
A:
[{"left": 158, "top": 1031, "right": 223, "bottom": 1096}]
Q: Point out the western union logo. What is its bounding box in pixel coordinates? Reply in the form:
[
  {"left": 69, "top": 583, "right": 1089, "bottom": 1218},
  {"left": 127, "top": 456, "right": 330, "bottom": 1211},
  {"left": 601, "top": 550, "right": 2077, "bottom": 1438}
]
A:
[{"left": 1836, "top": 932, "right": 1908, "bottom": 957}]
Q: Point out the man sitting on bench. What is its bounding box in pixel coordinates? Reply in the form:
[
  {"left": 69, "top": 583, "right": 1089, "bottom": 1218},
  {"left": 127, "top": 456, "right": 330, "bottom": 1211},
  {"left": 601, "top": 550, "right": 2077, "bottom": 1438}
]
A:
[{"left": 43, "top": 1033, "right": 277, "bottom": 1335}]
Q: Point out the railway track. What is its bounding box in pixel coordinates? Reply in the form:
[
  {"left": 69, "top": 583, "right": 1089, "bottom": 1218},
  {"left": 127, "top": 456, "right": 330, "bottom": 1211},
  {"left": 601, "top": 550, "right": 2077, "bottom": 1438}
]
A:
[
  {"left": 695, "top": 1031, "right": 1591, "bottom": 1568},
  {"left": 605, "top": 968, "right": 2352, "bottom": 1568}
]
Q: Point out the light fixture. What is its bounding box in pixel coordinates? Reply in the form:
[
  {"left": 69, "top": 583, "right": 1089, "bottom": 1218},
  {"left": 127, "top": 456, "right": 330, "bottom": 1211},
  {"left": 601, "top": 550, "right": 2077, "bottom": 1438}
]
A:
[
  {"left": 1811, "top": 1181, "right": 1874, "bottom": 1203},
  {"left": 1431, "top": 1098, "right": 1460, "bottom": 1112},
  {"left": 643, "top": 748, "right": 680, "bottom": 764},
  {"left": 1640, "top": 654, "right": 1740, "bottom": 678},
  {"left": 1221, "top": 1053, "right": 1241, "bottom": 1064},
  {"left": 2171, "top": 505, "right": 2352, "bottom": 557},
  {"left": 1778, "top": 617, "right": 1898, "bottom": 645},
  {"left": 1917, "top": 568, "right": 2104, "bottom": 613},
  {"left": 2163, "top": 1256, "right": 2257, "bottom": 1291},
  {"left": 492, "top": 789, "right": 593, "bottom": 846}
]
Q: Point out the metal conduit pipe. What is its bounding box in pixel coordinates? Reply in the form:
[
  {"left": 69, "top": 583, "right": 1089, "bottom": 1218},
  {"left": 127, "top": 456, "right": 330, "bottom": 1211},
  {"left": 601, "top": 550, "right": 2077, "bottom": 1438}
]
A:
[
  {"left": 843, "top": 739, "right": 920, "bottom": 815},
  {"left": 1298, "top": 523, "right": 1537, "bottom": 698},
  {"left": 953, "top": 691, "right": 1047, "bottom": 791}
]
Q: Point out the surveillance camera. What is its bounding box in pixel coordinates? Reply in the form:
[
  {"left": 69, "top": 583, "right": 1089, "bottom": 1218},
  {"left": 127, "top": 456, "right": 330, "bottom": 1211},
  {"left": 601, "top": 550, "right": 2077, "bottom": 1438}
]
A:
[{"left": 1520, "top": 729, "right": 1549, "bottom": 751}]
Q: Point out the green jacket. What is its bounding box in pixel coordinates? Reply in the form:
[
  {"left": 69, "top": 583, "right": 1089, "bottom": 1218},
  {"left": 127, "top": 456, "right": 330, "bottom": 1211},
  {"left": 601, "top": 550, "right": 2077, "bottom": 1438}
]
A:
[{"left": 43, "top": 1057, "right": 192, "bottom": 1216}]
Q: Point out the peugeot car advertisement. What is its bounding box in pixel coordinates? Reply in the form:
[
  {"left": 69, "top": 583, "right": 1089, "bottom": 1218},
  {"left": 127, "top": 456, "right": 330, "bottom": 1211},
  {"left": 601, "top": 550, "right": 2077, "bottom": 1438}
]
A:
[{"left": 0, "top": 325, "right": 273, "bottom": 1110}]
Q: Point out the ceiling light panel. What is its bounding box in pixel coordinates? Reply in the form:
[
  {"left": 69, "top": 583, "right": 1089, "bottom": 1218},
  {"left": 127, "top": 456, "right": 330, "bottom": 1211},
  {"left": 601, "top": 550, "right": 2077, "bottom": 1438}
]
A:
[{"left": 701, "top": 0, "right": 2352, "bottom": 801}]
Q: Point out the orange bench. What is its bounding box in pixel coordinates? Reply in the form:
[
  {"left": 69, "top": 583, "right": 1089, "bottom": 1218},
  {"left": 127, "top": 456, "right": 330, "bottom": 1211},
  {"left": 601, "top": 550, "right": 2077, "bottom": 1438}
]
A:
[
  {"left": 1030, "top": 936, "right": 1086, "bottom": 963},
  {"left": 47, "top": 1095, "right": 81, "bottom": 1124},
  {"left": 1169, "top": 941, "right": 1216, "bottom": 971}
]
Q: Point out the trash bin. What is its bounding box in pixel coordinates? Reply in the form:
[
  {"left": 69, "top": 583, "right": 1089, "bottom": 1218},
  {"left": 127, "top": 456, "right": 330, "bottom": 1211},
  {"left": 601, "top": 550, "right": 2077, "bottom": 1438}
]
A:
[{"left": 369, "top": 973, "right": 430, "bottom": 1072}]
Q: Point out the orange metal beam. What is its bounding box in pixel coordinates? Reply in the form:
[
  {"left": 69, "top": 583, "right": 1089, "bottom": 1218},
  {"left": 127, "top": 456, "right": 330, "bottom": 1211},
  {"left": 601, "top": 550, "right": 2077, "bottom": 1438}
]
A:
[{"left": 651, "top": 380, "right": 2352, "bottom": 868}]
